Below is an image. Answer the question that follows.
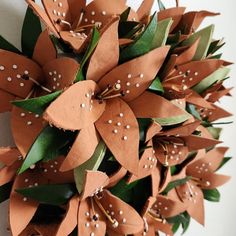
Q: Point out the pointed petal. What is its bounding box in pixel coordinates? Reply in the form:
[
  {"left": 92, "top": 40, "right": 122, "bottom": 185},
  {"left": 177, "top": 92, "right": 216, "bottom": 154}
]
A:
[
  {"left": 0, "top": 89, "right": 15, "bottom": 112},
  {"left": 42, "top": 57, "right": 79, "bottom": 92},
  {"left": 33, "top": 30, "right": 57, "bottom": 67},
  {"left": 32, "top": 223, "right": 59, "bottom": 236},
  {"left": 11, "top": 107, "right": 44, "bottom": 157},
  {"left": 44, "top": 80, "right": 106, "bottom": 131},
  {"left": 129, "top": 92, "right": 186, "bottom": 118},
  {"left": 60, "top": 125, "right": 99, "bottom": 171},
  {"left": 137, "top": 0, "right": 154, "bottom": 21},
  {"left": 98, "top": 46, "right": 170, "bottom": 102},
  {"left": 146, "top": 122, "right": 162, "bottom": 142},
  {"left": 176, "top": 181, "right": 205, "bottom": 225},
  {"left": 56, "top": 196, "right": 79, "bottom": 236},
  {"left": 187, "top": 147, "right": 228, "bottom": 174},
  {"left": 95, "top": 98, "right": 139, "bottom": 174},
  {"left": 78, "top": 199, "right": 106, "bottom": 236},
  {"left": 87, "top": 17, "right": 119, "bottom": 82},
  {"left": 0, "top": 165, "right": 18, "bottom": 186},
  {"left": 0, "top": 50, "right": 43, "bottom": 98},
  {"left": 0, "top": 147, "right": 21, "bottom": 166},
  {"left": 41, "top": 0, "right": 72, "bottom": 32},
  {"left": 67, "top": 0, "right": 86, "bottom": 24},
  {"left": 81, "top": 171, "right": 109, "bottom": 200},
  {"left": 26, "top": 0, "right": 59, "bottom": 37},
  {"left": 154, "top": 222, "right": 173, "bottom": 235},
  {"left": 199, "top": 173, "right": 230, "bottom": 189},
  {"left": 151, "top": 167, "right": 161, "bottom": 197},
  {"left": 208, "top": 87, "right": 233, "bottom": 103},
  {"left": 203, "top": 105, "right": 232, "bottom": 122},
  {"left": 99, "top": 190, "right": 144, "bottom": 234}
]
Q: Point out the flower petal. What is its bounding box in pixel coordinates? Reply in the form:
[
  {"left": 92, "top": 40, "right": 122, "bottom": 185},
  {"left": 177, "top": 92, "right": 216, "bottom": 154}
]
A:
[
  {"left": 78, "top": 199, "right": 106, "bottom": 236},
  {"left": 99, "top": 190, "right": 144, "bottom": 234},
  {"left": 26, "top": 0, "right": 59, "bottom": 37},
  {"left": 0, "top": 147, "right": 21, "bottom": 166},
  {"left": 0, "top": 89, "right": 15, "bottom": 112},
  {"left": 33, "top": 30, "right": 57, "bottom": 67},
  {"left": 60, "top": 125, "right": 99, "bottom": 171},
  {"left": 11, "top": 107, "right": 44, "bottom": 157},
  {"left": 108, "top": 167, "right": 127, "bottom": 188},
  {"left": 199, "top": 173, "right": 230, "bottom": 189},
  {"left": 44, "top": 80, "right": 106, "bottom": 131},
  {"left": 87, "top": 17, "right": 119, "bottom": 82},
  {"left": 0, "top": 50, "right": 43, "bottom": 98},
  {"left": 81, "top": 171, "right": 109, "bottom": 200},
  {"left": 137, "top": 0, "right": 154, "bottom": 21},
  {"left": 98, "top": 46, "right": 170, "bottom": 102},
  {"left": 128, "top": 92, "right": 186, "bottom": 118},
  {"left": 95, "top": 98, "right": 139, "bottom": 174},
  {"left": 146, "top": 122, "right": 162, "bottom": 142},
  {"left": 56, "top": 196, "right": 79, "bottom": 236},
  {"left": 42, "top": 57, "right": 79, "bottom": 93}
]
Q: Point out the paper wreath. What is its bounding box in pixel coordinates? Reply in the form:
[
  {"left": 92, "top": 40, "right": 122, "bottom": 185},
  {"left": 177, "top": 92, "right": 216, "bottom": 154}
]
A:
[{"left": 0, "top": 0, "right": 233, "bottom": 235}]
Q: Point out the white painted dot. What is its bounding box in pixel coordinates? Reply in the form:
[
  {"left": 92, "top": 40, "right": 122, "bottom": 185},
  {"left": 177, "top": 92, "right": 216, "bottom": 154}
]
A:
[
  {"left": 62, "top": 12, "right": 66, "bottom": 17},
  {"left": 113, "top": 129, "right": 118, "bottom": 134},
  {"left": 91, "top": 20, "right": 95, "bottom": 24},
  {"left": 30, "top": 164, "right": 35, "bottom": 169},
  {"left": 90, "top": 233, "right": 95, "bottom": 236},
  {"left": 140, "top": 73, "right": 144, "bottom": 78},
  {"left": 34, "top": 183, "right": 38, "bottom": 186},
  {"left": 125, "top": 125, "right": 130, "bottom": 129},
  {"left": 85, "top": 212, "right": 90, "bottom": 217},
  {"left": 126, "top": 82, "right": 131, "bottom": 86},
  {"left": 122, "top": 218, "right": 127, "bottom": 223},
  {"left": 24, "top": 179, "right": 29, "bottom": 183},
  {"left": 23, "top": 197, "right": 28, "bottom": 202},
  {"left": 126, "top": 90, "right": 130, "bottom": 94},
  {"left": 17, "top": 74, "right": 21, "bottom": 79},
  {"left": 58, "top": 2, "right": 62, "bottom": 7},
  {"left": 53, "top": 71, "right": 57, "bottom": 75},
  {"left": 85, "top": 222, "right": 90, "bottom": 227},
  {"left": 84, "top": 18, "right": 88, "bottom": 22},
  {"left": 7, "top": 77, "right": 12, "bottom": 82},
  {"left": 127, "top": 74, "right": 132, "bottom": 79},
  {"left": 12, "top": 64, "right": 18, "bottom": 69},
  {"left": 117, "top": 122, "right": 121, "bottom": 126},
  {"left": 119, "top": 210, "right": 123, "bottom": 215},
  {"left": 58, "top": 74, "right": 62, "bottom": 78},
  {"left": 108, "top": 120, "right": 112, "bottom": 124},
  {"left": 53, "top": 77, "right": 57, "bottom": 81},
  {"left": 91, "top": 11, "right": 95, "bottom": 15},
  {"left": 57, "top": 83, "right": 60, "bottom": 87},
  {"left": 119, "top": 113, "right": 124, "bottom": 117},
  {"left": 27, "top": 121, "right": 32, "bottom": 126},
  {"left": 95, "top": 223, "right": 99, "bottom": 228},
  {"left": 136, "top": 83, "right": 140, "bottom": 88},
  {"left": 102, "top": 11, "right": 106, "bottom": 15},
  {"left": 24, "top": 70, "right": 29, "bottom": 75},
  {"left": 80, "top": 103, "right": 86, "bottom": 108},
  {"left": 123, "top": 136, "right": 128, "bottom": 141},
  {"left": 194, "top": 72, "right": 199, "bottom": 76},
  {"left": 189, "top": 77, "right": 193, "bottom": 81},
  {"left": 57, "top": 11, "right": 61, "bottom": 16},
  {"left": 49, "top": 72, "right": 53, "bottom": 76}
]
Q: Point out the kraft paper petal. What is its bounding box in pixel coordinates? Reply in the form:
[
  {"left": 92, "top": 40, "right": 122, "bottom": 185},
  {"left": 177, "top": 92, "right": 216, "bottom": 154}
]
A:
[
  {"left": 197, "top": 125, "right": 213, "bottom": 139},
  {"left": 60, "top": 125, "right": 99, "bottom": 171},
  {"left": 10, "top": 173, "right": 41, "bottom": 236},
  {"left": 204, "top": 104, "right": 232, "bottom": 122},
  {"left": 99, "top": 190, "right": 144, "bottom": 234},
  {"left": 95, "top": 98, "right": 139, "bottom": 174},
  {"left": 32, "top": 223, "right": 59, "bottom": 236},
  {"left": 78, "top": 198, "right": 106, "bottom": 236},
  {"left": 137, "top": 0, "right": 154, "bottom": 21},
  {"left": 56, "top": 196, "right": 79, "bottom": 236},
  {"left": 26, "top": 0, "right": 59, "bottom": 37},
  {"left": 182, "top": 135, "right": 221, "bottom": 151},
  {"left": 176, "top": 180, "right": 204, "bottom": 225},
  {"left": 68, "top": 0, "right": 86, "bottom": 25},
  {"left": 41, "top": 0, "right": 72, "bottom": 32},
  {"left": 155, "top": 166, "right": 172, "bottom": 194},
  {"left": 146, "top": 122, "right": 162, "bottom": 142},
  {"left": 0, "top": 164, "right": 19, "bottom": 186},
  {"left": 108, "top": 167, "right": 127, "bottom": 188},
  {"left": 11, "top": 107, "right": 44, "bottom": 157},
  {"left": 158, "top": 7, "right": 186, "bottom": 32},
  {"left": 33, "top": 30, "right": 57, "bottom": 67},
  {"left": 207, "top": 87, "right": 233, "bottom": 103},
  {"left": 81, "top": 171, "right": 109, "bottom": 200},
  {"left": 128, "top": 91, "right": 186, "bottom": 118},
  {"left": 151, "top": 167, "right": 162, "bottom": 197},
  {"left": 198, "top": 173, "right": 230, "bottom": 189},
  {"left": 163, "top": 59, "right": 224, "bottom": 89},
  {"left": 0, "top": 50, "right": 43, "bottom": 98},
  {"left": 0, "top": 147, "right": 21, "bottom": 166},
  {"left": 87, "top": 18, "right": 119, "bottom": 82},
  {"left": 0, "top": 89, "right": 15, "bottom": 112},
  {"left": 44, "top": 80, "right": 106, "bottom": 131},
  {"left": 98, "top": 46, "right": 170, "bottom": 102},
  {"left": 42, "top": 57, "right": 79, "bottom": 93}
]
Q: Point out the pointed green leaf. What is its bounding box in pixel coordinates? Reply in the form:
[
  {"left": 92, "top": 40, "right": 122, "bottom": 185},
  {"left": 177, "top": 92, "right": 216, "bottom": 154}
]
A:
[
  {"left": 120, "top": 13, "right": 158, "bottom": 62},
  {"left": 181, "top": 212, "right": 191, "bottom": 234},
  {"left": 207, "top": 127, "right": 222, "bottom": 140},
  {"left": 16, "top": 184, "right": 76, "bottom": 205},
  {"left": 75, "top": 28, "right": 100, "bottom": 82},
  {"left": 186, "top": 104, "right": 201, "bottom": 120},
  {"left": 153, "top": 113, "right": 191, "bottom": 126},
  {"left": 162, "top": 177, "right": 191, "bottom": 195},
  {"left": 118, "top": 21, "right": 140, "bottom": 39},
  {"left": 137, "top": 118, "right": 152, "bottom": 142},
  {"left": 218, "top": 157, "right": 232, "bottom": 170},
  {"left": 0, "top": 35, "right": 21, "bottom": 53},
  {"left": 12, "top": 91, "right": 62, "bottom": 115},
  {"left": 151, "top": 18, "right": 173, "bottom": 49},
  {"left": 149, "top": 77, "right": 164, "bottom": 93},
  {"left": 157, "top": 0, "right": 166, "bottom": 10},
  {"left": 21, "top": 6, "right": 42, "bottom": 57},
  {"left": 120, "top": 7, "right": 131, "bottom": 22},
  {"left": 18, "top": 126, "right": 71, "bottom": 174},
  {"left": 74, "top": 141, "right": 106, "bottom": 193},
  {"left": 203, "top": 188, "right": 220, "bottom": 202},
  {"left": 0, "top": 182, "right": 13, "bottom": 203},
  {"left": 182, "top": 25, "right": 215, "bottom": 60},
  {"left": 172, "top": 222, "right": 181, "bottom": 234},
  {"left": 193, "top": 67, "right": 230, "bottom": 94}
]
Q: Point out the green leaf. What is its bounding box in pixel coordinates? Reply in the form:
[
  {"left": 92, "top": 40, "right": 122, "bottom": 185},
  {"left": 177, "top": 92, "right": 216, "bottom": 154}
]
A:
[
  {"left": 182, "top": 25, "right": 215, "bottom": 60},
  {"left": 18, "top": 126, "right": 71, "bottom": 174},
  {"left": 137, "top": 118, "right": 152, "bottom": 142},
  {"left": 218, "top": 157, "right": 232, "bottom": 170},
  {"left": 16, "top": 183, "right": 76, "bottom": 205},
  {"left": 120, "top": 7, "right": 131, "bottom": 22},
  {"left": 203, "top": 188, "right": 221, "bottom": 202},
  {"left": 0, "top": 182, "right": 13, "bottom": 203},
  {"left": 172, "top": 222, "right": 181, "bottom": 234},
  {"left": 149, "top": 77, "right": 164, "bottom": 93},
  {"left": 12, "top": 91, "right": 62, "bottom": 115},
  {"left": 157, "top": 0, "right": 166, "bottom": 10},
  {"left": 186, "top": 104, "right": 201, "bottom": 120},
  {"left": 162, "top": 177, "right": 191, "bottom": 194},
  {"left": 207, "top": 39, "right": 225, "bottom": 56},
  {"left": 193, "top": 67, "right": 230, "bottom": 94},
  {"left": 74, "top": 141, "right": 106, "bottom": 193},
  {"left": 120, "top": 13, "right": 158, "bottom": 62},
  {"left": 75, "top": 28, "right": 100, "bottom": 82},
  {"left": 207, "top": 127, "right": 222, "bottom": 139},
  {"left": 0, "top": 35, "right": 21, "bottom": 53},
  {"left": 153, "top": 113, "right": 191, "bottom": 126},
  {"left": 118, "top": 21, "right": 140, "bottom": 39},
  {"left": 168, "top": 212, "right": 190, "bottom": 234},
  {"left": 181, "top": 212, "right": 191, "bottom": 234},
  {"left": 21, "top": 6, "right": 42, "bottom": 57},
  {"left": 151, "top": 18, "right": 173, "bottom": 49}
]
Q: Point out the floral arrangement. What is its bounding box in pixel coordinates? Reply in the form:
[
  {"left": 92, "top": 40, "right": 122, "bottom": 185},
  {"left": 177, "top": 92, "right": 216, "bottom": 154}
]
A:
[{"left": 0, "top": 0, "right": 233, "bottom": 235}]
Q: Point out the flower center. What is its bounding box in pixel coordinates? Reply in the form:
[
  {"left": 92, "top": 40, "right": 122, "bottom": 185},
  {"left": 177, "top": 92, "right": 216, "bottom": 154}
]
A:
[{"left": 96, "top": 83, "right": 124, "bottom": 101}]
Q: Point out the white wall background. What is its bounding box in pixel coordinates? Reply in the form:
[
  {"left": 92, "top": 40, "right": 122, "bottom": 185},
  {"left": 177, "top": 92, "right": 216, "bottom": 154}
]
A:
[{"left": 0, "top": 0, "right": 235, "bottom": 235}]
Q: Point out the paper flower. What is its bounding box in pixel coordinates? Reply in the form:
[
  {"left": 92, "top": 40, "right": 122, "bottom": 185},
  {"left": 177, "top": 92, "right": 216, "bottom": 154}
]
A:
[{"left": 0, "top": 0, "right": 233, "bottom": 235}]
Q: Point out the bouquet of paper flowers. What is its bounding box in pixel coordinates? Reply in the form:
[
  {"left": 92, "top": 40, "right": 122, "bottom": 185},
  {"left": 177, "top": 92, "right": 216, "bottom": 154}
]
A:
[{"left": 0, "top": 0, "right": 233, "bottom": 235}]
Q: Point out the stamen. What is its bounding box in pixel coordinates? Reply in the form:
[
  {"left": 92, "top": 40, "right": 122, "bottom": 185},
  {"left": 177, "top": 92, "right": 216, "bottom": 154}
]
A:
[
  {"left": 147, "top": 210, "right": 166, "bottom": 224},
  {"left": 55, "top": 18, "right": 72, "bottom": 28},
  {"left": 158, "top": 142, "right": 169, "bottom": 167},
  {"left": 97, "top": 84, "right": 122, "bottom": 100},
  {"left": 23, "top": 76, "right": 52, "bottom": 93},
  {"left": 164, "top": 73, "right": 186, "bottom": 83}
]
